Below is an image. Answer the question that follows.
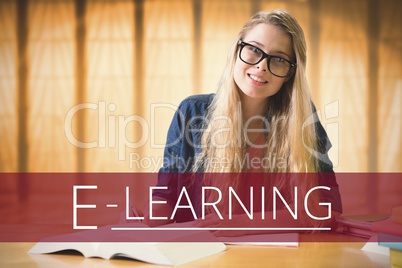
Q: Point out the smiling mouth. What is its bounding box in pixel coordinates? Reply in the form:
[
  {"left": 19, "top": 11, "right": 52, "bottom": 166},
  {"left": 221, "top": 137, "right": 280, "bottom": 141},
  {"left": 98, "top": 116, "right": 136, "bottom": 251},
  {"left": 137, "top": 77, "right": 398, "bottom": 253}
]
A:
[{"left": 249, "top": 74, "right": 268, "bottom": 83}]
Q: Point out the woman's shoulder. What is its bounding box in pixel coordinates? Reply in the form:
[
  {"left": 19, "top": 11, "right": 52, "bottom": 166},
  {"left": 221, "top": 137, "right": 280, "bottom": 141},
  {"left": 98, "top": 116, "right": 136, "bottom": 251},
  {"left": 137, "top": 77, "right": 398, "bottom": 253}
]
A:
[
  {"left": 180, "top": 93, "right": 215, "bottom": 106},
  {"left": 177, "top": 93, "right": 215, "bottom": 114}
]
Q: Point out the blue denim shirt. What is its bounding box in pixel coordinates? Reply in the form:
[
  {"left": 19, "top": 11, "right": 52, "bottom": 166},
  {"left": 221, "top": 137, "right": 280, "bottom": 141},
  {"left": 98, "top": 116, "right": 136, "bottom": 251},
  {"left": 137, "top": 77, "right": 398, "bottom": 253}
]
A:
[
  {"left": 159, "top": 94, "right": 214, "bottom": 173},
  {"left": 154, "top": 94, "right": 342, "bottom": 221}
]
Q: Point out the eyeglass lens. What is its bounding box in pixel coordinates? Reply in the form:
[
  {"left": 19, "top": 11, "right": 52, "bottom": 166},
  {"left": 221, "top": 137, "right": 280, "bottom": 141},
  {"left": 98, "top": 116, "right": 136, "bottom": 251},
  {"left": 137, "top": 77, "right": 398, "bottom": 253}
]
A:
[{"left": 240, "top": 44, "right": 292, "bottom": 77}]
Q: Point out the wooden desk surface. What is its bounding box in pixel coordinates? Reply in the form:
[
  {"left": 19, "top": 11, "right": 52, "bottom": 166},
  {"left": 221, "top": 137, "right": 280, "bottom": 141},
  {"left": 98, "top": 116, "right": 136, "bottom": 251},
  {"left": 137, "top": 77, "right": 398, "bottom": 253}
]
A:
[{"left": 0, "top": 239, "right": 390, "bottom": 268}]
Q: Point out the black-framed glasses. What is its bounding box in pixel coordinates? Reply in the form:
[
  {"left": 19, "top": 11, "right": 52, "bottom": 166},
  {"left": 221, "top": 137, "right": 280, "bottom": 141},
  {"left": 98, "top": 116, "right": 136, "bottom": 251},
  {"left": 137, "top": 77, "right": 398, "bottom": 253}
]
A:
[{"left": 238, "top": 40, "right": 296, "bottom": 78}]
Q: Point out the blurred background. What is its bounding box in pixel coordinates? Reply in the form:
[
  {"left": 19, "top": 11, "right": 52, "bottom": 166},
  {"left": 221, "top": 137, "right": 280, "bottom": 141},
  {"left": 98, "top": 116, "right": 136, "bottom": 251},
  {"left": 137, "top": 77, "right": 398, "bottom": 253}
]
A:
[
  {"left": 0, "top": 0, "right": 401, "bottom": 216},
  {"left": 1, "top": 0, "right": 401, "bottom": 173}
]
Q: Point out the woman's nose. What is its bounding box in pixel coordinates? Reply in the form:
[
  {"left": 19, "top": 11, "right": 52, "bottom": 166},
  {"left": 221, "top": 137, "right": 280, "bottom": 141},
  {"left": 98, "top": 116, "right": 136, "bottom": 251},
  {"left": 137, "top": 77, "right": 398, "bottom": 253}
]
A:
[{"left": 256, "top": 57, "right": 268, "bottom": 72}]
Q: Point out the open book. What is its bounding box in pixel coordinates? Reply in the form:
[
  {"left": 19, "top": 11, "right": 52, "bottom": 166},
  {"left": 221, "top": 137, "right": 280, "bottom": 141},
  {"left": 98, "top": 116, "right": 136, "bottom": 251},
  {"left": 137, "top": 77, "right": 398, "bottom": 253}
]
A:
[
  {"left": 29, "top": 221, "right": 299, "bottom": 265},
  {"left": 29, "top": 241, "right": 225, "bottom": 266},
  {"left": 29, "top": 222, "right": 226, "bottom": 266}
]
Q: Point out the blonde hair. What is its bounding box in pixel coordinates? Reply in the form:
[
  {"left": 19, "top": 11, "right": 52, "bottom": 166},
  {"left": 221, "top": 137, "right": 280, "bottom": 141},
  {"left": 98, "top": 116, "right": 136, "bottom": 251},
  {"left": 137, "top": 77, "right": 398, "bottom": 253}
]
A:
[{"left": 194, "top": 10, "right": 323, "bottom": 224}]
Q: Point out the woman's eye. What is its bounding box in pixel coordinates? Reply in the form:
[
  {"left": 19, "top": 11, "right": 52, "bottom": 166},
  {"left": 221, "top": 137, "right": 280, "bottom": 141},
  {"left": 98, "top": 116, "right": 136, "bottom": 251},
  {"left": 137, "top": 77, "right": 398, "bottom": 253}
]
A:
[
  {"left": 272, "top": 56, "right": 286, "bottom": 62},
  {"left": 248, "top": 46, "right": 261, "bottom": 54}
]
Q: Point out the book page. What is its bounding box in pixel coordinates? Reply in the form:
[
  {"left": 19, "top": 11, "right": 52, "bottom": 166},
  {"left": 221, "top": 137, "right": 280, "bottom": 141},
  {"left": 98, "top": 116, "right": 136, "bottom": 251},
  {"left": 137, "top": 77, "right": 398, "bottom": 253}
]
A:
[
  {"left": 28, "top": 221, "right": 227, "bottom": 266},
  {"left": 97, "top": 242, "right": 173, "bottom": 265}
]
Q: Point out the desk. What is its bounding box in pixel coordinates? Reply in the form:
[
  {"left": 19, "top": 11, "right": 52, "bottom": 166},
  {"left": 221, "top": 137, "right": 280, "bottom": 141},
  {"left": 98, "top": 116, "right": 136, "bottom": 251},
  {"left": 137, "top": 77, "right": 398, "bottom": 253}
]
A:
[{"left": 0, "top": 236, "right": 390, "bottom": 268}]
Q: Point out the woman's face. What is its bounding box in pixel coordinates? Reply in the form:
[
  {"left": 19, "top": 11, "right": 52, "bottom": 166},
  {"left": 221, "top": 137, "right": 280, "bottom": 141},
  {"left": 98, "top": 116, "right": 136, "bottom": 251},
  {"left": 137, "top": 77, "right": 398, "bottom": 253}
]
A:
[{"left": 234, "top": 23, "right": 294, "bottom": 102}]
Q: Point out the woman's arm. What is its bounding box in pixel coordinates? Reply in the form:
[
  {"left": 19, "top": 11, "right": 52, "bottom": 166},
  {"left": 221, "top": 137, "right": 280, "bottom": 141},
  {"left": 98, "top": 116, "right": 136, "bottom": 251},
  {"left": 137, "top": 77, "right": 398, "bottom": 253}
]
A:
[
  {"left": 142, "top": 198, "right": 174, "bottom": 227},
  {"left": 195, "top": 208, "right": 341, "bottom": 237}
]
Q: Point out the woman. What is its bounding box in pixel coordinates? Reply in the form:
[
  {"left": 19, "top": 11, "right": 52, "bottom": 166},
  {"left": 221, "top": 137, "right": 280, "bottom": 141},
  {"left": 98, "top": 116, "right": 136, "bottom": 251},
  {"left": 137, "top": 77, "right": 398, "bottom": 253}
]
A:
[{"left": 146, "top": 9, "right": 342, "bottom": 236}]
